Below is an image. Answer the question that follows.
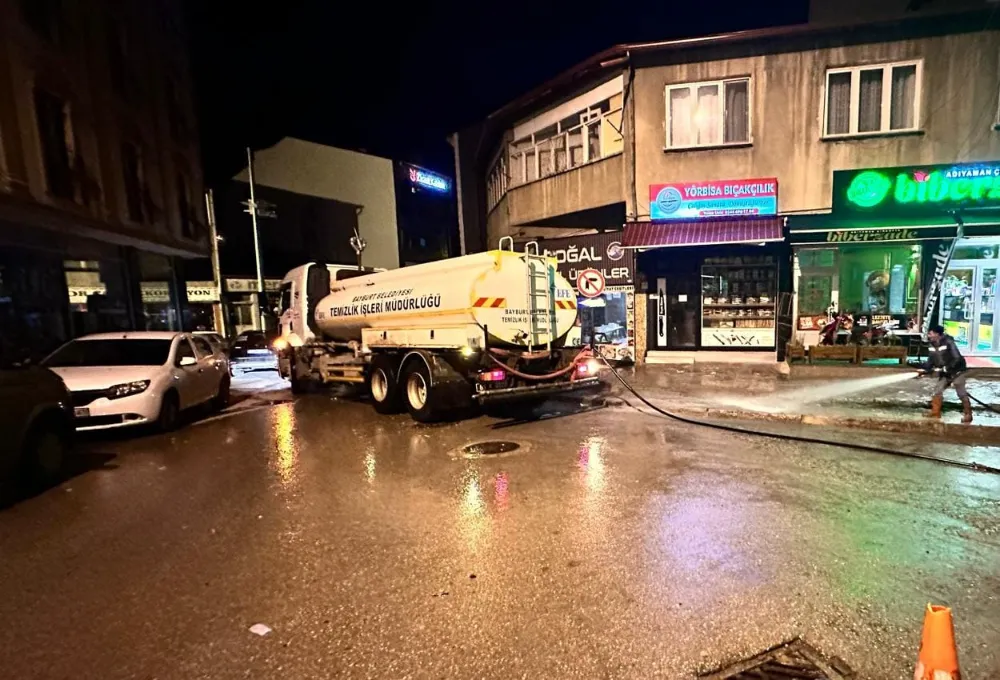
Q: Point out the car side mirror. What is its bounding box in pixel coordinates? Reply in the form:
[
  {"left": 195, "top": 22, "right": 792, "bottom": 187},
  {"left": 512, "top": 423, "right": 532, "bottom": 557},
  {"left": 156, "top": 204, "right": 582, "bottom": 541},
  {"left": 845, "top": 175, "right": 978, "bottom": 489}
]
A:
[{"left": 179, "top": 356, "right": 197, "bottom": 367}]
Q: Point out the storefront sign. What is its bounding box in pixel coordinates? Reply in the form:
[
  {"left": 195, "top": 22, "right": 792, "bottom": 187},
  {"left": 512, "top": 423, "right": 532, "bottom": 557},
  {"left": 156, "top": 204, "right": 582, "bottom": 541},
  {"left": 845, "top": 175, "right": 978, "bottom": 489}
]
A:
[
  {"left": 649, "top": 178, "right": 778, "bottom": 221},
  {"left": 407, "top": 165, "right": 451, "bottom": 193},
  {"left": 186, "top": 282, "right": 220, "bottom": 303},
  {"left": 835, "top": 161, "right": 1000, "bottom": 217},
  {"left": 540, "top": 232, "right": 635, "bottom": 290},
  {"left": 225, "top": 278, "right": 281, "bottom": 293},
  {"left": 792, "top": 226, "right": 958, "bottom": 244}
]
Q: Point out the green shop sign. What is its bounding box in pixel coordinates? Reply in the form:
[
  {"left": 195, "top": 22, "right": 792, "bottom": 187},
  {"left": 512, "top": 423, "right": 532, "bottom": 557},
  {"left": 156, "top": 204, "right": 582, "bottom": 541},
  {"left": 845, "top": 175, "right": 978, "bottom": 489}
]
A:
[{"left": 834, "top": 161, "right": 1000, "bottom": 217}]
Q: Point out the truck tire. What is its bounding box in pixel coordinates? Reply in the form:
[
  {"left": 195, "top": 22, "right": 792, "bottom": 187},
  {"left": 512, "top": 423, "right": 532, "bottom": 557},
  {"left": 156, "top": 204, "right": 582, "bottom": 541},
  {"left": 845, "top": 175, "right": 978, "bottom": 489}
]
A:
[
  {"left": 401, "top": 359, "right": 439, "bottom": 423},
  {"left": 369, "top": 355, "right": 402, "bottom": 414}
]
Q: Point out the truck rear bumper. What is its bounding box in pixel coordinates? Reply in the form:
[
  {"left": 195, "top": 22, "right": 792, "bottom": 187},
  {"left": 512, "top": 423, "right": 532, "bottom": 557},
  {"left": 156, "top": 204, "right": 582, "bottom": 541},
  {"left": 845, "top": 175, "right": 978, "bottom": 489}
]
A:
[{"left": 474, "top": 376, "right": 601, "bottom": 404}]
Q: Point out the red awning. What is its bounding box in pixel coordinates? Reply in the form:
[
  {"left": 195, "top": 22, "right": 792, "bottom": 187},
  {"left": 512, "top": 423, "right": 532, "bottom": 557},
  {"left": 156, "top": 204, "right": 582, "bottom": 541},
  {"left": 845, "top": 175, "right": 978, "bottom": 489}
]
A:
[{"left": 622, "top": 217, "right": 784, "bottom": 249}]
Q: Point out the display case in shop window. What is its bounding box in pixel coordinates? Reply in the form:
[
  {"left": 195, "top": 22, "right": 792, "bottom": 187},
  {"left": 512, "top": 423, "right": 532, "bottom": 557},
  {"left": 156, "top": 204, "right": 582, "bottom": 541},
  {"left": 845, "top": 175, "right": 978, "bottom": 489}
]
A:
[{"left": 701, "top": 255, "right": 777, "bottom": 348}]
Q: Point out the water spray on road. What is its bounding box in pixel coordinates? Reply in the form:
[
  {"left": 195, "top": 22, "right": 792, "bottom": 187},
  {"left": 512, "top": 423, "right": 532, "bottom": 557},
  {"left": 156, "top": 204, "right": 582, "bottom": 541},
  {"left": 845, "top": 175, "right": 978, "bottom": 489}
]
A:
[{"left": 722, "top": 371, "right": 922, "bottom": 414}]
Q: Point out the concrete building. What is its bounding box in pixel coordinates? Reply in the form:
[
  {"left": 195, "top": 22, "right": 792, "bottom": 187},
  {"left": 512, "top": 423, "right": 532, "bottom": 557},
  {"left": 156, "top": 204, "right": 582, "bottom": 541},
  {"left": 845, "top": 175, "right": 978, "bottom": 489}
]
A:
[
  {"left": 0, "top": 0, "right": 208, "bottom": 360},
  {"left": 213, "top": 138, "right": 456, "bottom": 335},
  {"left": 452, "top": 2, "right": 1000, "bottom": 363}
]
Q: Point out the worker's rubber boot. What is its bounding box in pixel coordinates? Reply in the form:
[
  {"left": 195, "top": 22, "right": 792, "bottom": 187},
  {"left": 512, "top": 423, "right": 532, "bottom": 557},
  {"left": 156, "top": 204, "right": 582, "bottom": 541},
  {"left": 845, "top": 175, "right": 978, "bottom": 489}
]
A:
[
  {"left": 924, "top": 395, "right": 943, "bottom": 419},
  {"left": 961, "top": 397, "right": 973, "bottom": 424}
]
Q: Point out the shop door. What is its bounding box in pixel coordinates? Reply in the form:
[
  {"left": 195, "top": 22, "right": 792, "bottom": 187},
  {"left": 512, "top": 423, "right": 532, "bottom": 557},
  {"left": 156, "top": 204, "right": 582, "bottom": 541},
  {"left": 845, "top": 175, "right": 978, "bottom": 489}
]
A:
[
  {"left": 647, "top": 276, "right": 698, "bottom": 349},
  {"left": 940, "top": 263, "right": 999, "bottom": 354},
  {"left": 975, "top": 265, "right": 997, "bottom": 353}
]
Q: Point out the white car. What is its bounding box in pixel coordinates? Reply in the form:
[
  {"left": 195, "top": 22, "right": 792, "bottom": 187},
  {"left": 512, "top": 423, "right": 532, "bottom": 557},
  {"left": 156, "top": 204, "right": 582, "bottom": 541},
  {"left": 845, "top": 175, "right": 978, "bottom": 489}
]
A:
[{"left": 43, "top": 331, "right": 230, "bottom": 431}]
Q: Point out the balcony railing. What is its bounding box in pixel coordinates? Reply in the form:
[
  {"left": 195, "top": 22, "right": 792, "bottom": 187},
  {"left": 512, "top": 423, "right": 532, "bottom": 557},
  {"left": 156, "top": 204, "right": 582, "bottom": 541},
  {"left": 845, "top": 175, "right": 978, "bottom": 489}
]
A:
[{"left": 487, "top": 106, "right": 623, "bottom": 213}]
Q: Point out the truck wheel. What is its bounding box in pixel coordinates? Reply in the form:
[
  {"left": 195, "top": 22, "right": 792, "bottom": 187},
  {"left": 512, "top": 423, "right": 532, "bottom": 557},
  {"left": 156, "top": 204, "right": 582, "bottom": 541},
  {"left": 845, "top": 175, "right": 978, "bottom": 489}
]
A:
[
  {"left": 369, "top": 355, "right": 402, "bottom": 414},
  {"left": 401, "top": 360, "right": 438, "bottom": 423}
]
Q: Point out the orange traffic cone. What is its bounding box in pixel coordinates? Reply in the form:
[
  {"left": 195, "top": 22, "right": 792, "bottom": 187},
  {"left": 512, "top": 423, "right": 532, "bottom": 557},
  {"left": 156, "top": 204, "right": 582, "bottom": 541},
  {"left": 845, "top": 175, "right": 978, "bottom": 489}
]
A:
[{"left": 914, "top": 604, "right": 960, "bottom": 680}]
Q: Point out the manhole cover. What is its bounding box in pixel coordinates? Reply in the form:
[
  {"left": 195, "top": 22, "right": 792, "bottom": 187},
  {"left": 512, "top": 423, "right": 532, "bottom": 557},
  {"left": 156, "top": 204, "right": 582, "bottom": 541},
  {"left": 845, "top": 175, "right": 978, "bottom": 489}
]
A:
[
  {"left": 699, "top": 639, "right": 854, "bottom": 679},
  {"left": 462, "top": 441, "right": 520, "bottom": 456}
]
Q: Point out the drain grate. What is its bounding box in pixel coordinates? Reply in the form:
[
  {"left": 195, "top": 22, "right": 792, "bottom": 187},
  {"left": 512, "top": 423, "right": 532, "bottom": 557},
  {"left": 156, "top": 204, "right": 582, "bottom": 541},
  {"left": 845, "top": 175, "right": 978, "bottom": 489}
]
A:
[
  {"left": 462, "top": 441, "right": 520, "bottom": 456},
  {"left": 698, "top": 639, "right": 854, "bottom": 679}
]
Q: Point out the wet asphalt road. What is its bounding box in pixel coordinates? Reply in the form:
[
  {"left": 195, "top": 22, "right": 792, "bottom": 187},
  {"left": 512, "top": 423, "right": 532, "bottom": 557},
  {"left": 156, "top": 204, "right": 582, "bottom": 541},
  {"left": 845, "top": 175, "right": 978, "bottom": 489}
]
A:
[{"left": 1, "top": 393, "right": 999, "bottom": 679}]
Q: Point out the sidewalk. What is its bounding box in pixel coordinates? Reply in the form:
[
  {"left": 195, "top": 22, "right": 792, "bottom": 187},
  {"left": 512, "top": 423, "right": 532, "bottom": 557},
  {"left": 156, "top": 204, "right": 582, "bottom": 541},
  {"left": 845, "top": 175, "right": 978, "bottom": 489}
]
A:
[{"left": 599, "top": 362, "right": 1000, "bottom": 444}]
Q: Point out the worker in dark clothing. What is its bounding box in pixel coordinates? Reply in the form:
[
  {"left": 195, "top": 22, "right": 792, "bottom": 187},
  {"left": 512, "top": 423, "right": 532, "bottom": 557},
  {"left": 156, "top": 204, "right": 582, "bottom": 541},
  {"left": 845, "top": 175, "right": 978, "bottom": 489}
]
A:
[{"left": 921, "top": 324, "right": 972, "bottom": 423}]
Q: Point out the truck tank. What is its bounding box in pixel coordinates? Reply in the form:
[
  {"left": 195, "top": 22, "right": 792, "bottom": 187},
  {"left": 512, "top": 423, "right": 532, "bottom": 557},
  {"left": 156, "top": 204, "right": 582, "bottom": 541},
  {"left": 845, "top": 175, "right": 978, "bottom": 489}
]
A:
[{"left": 313, "top": 250, "right": 579, "bottom": 349}]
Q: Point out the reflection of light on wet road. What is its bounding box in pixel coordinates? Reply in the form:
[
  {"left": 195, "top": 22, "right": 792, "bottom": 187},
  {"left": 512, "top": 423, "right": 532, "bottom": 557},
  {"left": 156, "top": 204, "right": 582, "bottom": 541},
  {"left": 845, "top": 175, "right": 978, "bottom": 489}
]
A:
[
  {"left": 364, "top": 447, "right": 376, "bottom": 484},
  {"left": 458, "top": 466, "right": 491, "bottom": 554},
  {"left": 494, "top": 472, "right": 509, "bottom": 512},
  {"left": 271, "top": 403, "right": 297, "bottom": 485},
  {"left": 577, "top": 435, "right": 606, "bottom": 494}
]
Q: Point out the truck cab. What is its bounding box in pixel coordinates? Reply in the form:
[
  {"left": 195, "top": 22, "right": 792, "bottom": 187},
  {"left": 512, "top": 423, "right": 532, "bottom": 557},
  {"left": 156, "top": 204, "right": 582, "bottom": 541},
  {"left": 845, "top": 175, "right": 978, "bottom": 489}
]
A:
[{"left": 277, "top": 263, "right": 383, "bottom": 347}]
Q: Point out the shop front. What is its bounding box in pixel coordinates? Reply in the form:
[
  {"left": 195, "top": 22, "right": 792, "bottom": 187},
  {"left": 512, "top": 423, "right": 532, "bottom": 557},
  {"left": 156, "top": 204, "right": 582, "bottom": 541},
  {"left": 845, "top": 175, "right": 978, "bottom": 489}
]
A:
[
  {"left": 538, "top": 232, "right": 636, "bottom": 363},
  {"left": 788, "top": 161, "right": 1000, "bottom": 355},
  {"left": 624, "top": 177, "right": 788, "bottom": 357},
  {"left": 223, "top": 277, "right": 282, "bottom": 335}
]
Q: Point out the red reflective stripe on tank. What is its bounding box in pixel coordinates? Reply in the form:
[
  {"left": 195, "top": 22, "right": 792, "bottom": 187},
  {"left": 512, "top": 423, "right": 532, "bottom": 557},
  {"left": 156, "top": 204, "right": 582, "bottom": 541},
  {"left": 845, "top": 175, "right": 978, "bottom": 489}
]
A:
[
  {"left": 490, "top": 298, "right": 506, "bottom": 308},
  {"left": 473, "top": 297, "right": 489, "bottom": 307}
]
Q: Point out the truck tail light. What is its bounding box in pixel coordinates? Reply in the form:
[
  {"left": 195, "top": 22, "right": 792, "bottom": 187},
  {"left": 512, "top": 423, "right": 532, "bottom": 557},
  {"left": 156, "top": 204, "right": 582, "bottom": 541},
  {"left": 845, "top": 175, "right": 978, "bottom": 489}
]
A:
[{"left": 480, "top": 369, "right": 506, "bottom": 382}]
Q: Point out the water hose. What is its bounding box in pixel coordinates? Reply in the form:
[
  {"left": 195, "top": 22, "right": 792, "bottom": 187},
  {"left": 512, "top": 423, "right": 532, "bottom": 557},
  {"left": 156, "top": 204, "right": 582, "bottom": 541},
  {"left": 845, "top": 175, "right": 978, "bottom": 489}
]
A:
[
  {"left": 487, "top": 347, "right": 593, "bottom": 382},
  {"left": 596, "top": 356, "right": 1000, "bottom": 476}
]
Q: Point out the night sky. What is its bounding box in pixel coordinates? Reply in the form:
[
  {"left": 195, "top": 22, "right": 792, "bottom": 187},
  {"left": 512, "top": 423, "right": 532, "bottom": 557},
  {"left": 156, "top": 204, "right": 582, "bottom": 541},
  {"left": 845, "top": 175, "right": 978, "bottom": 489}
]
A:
[{"left": 186, "top": 0, "right": 808, "bottom": 185}]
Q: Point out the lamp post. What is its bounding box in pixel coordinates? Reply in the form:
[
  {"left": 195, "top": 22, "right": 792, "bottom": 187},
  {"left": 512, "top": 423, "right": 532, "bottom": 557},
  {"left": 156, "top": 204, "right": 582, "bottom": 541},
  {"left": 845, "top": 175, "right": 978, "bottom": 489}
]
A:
[{"left": 241, "top": 147, "right": 276, "bottom": 331}]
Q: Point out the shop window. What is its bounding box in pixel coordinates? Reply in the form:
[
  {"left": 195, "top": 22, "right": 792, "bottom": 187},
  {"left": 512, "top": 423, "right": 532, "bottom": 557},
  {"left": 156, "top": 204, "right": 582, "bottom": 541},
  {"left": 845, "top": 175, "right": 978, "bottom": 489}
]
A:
[
  {"left": 34, "top": 88, "right": 75, "bottom": 201},
  {"left": 824, "top": 61, "right": 921, "bottom": 137},
  {"left": 838, "top": 245, "right": 921, "bottom": 317},
  {"left": 138, "top": 253, "right": 178, "bottom": 330},
  {"left": 121, "top": 142, "right": 145, "bottom": 222},
  {"left": 665, "top": 78, "right": 750, "bottom": 149},
  {"left": 702, "top": 256, "right": 776, "bottom": 348},
  {"left": 0, "top": 250, "right": 69, "bottom": 364},
  {"left": 64, "top": 259, "right": 132, "bottom": 338}
]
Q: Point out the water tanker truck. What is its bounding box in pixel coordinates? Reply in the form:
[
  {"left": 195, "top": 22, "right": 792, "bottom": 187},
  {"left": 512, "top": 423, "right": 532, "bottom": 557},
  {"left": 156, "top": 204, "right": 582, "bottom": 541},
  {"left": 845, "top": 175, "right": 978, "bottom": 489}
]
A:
[{"left": 274, "top": 238, "right": 601, "bottom": 422}]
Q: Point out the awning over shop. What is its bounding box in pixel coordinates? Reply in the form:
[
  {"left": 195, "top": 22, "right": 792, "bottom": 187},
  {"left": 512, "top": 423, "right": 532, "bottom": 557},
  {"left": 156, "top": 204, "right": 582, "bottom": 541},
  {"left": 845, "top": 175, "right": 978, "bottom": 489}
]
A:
[{"left": 622, "top": 217, "right": 784, "bottom": 249}]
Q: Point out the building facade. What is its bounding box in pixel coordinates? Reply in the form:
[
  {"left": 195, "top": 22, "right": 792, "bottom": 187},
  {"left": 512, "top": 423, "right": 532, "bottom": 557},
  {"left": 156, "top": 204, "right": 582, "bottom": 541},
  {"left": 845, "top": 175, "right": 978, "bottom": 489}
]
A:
[
  {"left": 210, "top": 138, "right": 457, "bottom": 335},
  {"left": 452, "top": 3, "right": 1000, "bottom": 363},
  {"left": 0, "top": 0, "right": 208, "bottom": 361}
]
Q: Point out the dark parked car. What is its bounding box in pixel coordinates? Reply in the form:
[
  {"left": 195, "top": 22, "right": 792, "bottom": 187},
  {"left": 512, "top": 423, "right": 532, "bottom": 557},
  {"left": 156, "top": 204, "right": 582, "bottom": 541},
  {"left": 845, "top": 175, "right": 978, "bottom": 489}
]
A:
[
  {"left": 228, "top": 330, "right": 279, "bottom": 376},
  {"left": 0, "top": 366, "right": 73, "bottom": 493}
]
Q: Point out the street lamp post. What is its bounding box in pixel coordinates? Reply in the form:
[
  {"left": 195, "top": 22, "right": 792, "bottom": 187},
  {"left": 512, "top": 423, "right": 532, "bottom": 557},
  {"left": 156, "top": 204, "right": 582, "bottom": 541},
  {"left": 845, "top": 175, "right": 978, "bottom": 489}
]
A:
[
  {"left": 241, "top": 147, "right": 277, "bottom": 331},
  {"left": 245, "top": 147, "right": 264, "bottom": 331}
]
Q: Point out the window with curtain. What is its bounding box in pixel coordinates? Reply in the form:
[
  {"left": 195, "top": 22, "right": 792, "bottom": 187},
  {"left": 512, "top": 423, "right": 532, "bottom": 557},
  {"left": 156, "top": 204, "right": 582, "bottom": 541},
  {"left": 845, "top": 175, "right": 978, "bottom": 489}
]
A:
[
  {"left": 824, "top": 61, "right": 921, "bottom": 136},
  {"left": 665, "top": 77, "right": 751, "bottom": 148}
]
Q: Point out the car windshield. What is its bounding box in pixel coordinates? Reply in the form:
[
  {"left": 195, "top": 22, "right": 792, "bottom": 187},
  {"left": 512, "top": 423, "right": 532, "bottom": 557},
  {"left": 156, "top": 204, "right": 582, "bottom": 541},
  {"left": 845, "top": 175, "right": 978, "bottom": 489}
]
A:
[{"left": 44, "top": 339, "right": 172, "bottom": 367}]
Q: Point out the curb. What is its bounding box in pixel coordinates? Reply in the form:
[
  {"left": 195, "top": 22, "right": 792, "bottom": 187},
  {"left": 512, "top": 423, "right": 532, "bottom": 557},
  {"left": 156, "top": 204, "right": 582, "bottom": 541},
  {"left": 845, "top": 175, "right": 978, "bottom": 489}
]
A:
[{"left": 593, "top": 393, "right": 1000, "bottom": 445}]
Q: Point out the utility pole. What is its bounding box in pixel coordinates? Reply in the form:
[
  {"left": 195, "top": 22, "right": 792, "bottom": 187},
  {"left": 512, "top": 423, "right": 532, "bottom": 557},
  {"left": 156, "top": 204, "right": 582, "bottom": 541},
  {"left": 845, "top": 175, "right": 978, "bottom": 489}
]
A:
[
  {"left": 245, "top": 147, "right": 264, "bottom": 331},
  {"left": 240, "top": 148, "right": 278, "bottom": 331},
  {"left": 205, "top": 189, "right": 226, "bottom": 337}
]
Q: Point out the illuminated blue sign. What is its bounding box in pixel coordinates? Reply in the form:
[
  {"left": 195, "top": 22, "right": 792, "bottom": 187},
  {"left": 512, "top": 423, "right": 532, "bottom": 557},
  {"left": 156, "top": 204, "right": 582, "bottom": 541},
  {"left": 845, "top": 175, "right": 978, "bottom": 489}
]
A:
[{"left": 408, "top": 165, "right": 451, "bottom": 194}]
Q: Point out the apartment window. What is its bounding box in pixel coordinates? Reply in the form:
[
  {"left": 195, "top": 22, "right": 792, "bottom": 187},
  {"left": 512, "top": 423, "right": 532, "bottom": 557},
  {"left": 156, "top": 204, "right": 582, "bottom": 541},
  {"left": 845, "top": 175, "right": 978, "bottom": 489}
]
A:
[
  {"left": 824, "top": 61, "right": 921, "bottom": 137},
  {"left": 34, "top": 88, "right": 75, "bottom": 200},
  {"left": 121, "top": 142, "right": 145, "bottom": 222},
  {"left": 177, "top": 173, "right": 193, "bottom": 238},
  {"left": 507, "top": 96, "right": 622, "bottom": 186},
  {"left": 665, "top": 78, "right": 751, "bottom": 149}
]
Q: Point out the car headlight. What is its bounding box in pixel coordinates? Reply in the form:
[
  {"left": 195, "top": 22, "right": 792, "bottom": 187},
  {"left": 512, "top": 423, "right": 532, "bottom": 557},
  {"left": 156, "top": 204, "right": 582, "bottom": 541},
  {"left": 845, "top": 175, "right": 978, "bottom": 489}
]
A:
[{"left": 107, "top": 380, "right": 151, "bottom": 400}]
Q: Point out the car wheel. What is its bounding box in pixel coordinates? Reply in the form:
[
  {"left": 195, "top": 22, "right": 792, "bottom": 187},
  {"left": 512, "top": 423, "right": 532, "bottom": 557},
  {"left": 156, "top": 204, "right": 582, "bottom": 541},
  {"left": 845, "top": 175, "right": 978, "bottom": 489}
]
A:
[
  {"left": 21, "top": 419, "right": 68, "bottom": 483},
  {"left": 213, "top": 376, "right": 231, "bottom": 411},
  {"left": 368, "top": 355, "right": 402, "bottom": 414},
  {"left": 157, "top": 391, "right": 180, "bottom": 432},
  {"left": 401, "top": 359, "right": 439, "bottom": 423}
]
